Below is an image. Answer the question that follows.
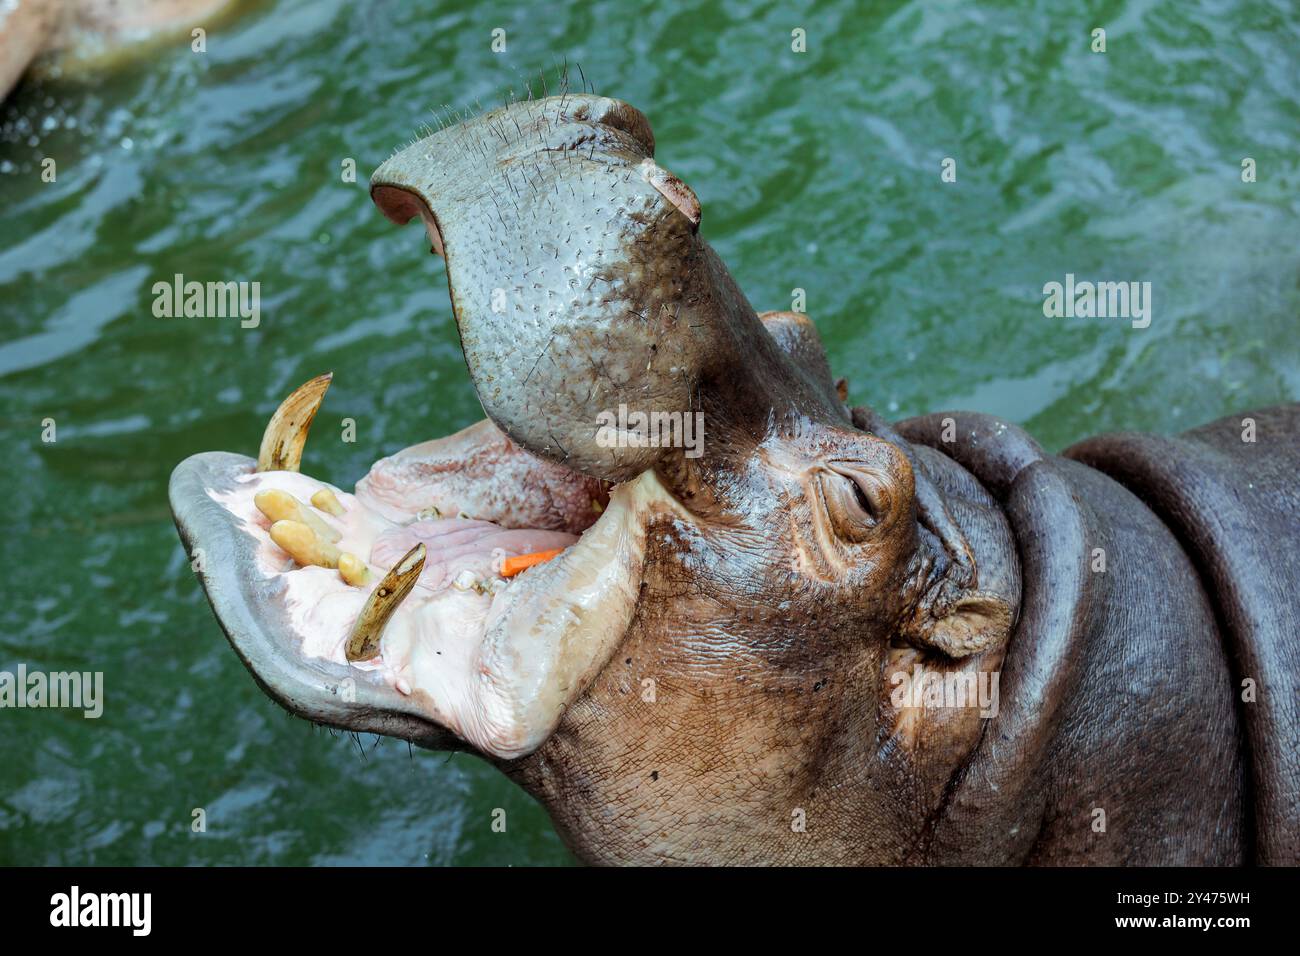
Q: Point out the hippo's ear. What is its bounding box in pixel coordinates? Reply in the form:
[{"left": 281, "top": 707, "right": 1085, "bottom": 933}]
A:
[{"left": 905, "top": 587, "right": 1014, "bottom": 659}]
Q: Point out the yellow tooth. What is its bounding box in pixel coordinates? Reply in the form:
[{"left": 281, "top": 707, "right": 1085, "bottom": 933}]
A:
[
  {"left": 346, "top": 543, "right": 426, "bottom": 662},
  {"left": 338, "top": 552, "right": 371, "bottom": 587},
  {"left": 311, "top": 488, "right": 345, "bottom": 517},
  {"left": 256, "top": 372, "right": 332, "bottom": 472},
  {"left": 254, "top": 489, "right": 341, "bottom": 542},
  {"left": 269, "top": 519, "right": 341, "bottom": 568}
]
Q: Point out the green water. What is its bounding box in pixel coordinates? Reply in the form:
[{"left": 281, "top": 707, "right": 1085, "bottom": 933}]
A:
[{"left": 0, "top": 0, "right": 1296, "bottom": 865}]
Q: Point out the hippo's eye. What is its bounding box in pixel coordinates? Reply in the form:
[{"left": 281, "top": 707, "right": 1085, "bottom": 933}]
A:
[{"left": 819, "top": 464, "right": 893, "bottom": 542}]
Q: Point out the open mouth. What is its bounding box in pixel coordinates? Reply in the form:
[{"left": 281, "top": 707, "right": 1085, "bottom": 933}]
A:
[
  {"left": 170, "top": 94, "right": 698, "bottom": 759},
  {"left": 173, "top": 373, "right": 671, "bottom": 760}
]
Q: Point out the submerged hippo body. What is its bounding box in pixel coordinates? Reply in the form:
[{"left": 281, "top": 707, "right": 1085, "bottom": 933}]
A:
[
  {"left": 0, "top": 0, "right": 233, "bottom": 100},
  {"left": 169, "top": 93, "right": 1299, "bottom": 866}
]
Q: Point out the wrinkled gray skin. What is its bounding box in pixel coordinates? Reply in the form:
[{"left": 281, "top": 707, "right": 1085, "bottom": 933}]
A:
[
  {"left": 368, "top": 95, "right": 829, "bottom": 482},
  {"left": 172, "top": 94, "right": 1299, "bottom": 865}
]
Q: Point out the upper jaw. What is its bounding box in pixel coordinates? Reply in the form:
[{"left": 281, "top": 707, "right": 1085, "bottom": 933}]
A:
[{"left": 367, "top": 95, "right": 719, "bottom": 484}]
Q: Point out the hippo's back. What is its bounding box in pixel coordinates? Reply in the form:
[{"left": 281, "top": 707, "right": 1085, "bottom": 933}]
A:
[{"left": 1067, "top": 404, "right": 1300, "bottom": 865}]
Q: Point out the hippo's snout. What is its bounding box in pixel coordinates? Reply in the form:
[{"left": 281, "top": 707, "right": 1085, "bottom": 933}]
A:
[{"left": 367, "top": 94, "right": 733, "bottom": 483}]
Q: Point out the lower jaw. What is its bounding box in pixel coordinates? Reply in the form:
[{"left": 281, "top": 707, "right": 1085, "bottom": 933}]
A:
[{"left": 208, "top": 455, "right": 673, "bottom": 759}]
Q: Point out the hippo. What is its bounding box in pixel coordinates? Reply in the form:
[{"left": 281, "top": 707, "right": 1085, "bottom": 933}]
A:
[
  {"left": 169, "top": 93, "right": 1299, "bottom": 866},
  {"left": 0, "top": 0, "right": 233, "bottom": 100}
]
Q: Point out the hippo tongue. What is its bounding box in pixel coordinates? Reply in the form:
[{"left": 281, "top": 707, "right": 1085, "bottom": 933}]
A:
[{"left": 371, "top": 518, "right": 576, "bottom": 592}]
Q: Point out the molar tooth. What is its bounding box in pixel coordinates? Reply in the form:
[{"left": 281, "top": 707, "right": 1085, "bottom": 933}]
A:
[
  {"left": 255, "top": 488, "right": 342, "bottom": 542},
  {"left": 338, "top": 552, "right": 371, "bottom": 587},
  {"left": 256, "top": 372, "right": 332, "bottom": 472},
  {"left": 311, "top": 488, "right": 346, "bottom": 517},
  {"left": 346, "top": 543, "right": 426, "bottom": 663},
  {"left": 269, "top": 519, "right": 341, "bottom": 568},
  {"left": 451, "top": 569, "right": 480, "bottom": 591}
]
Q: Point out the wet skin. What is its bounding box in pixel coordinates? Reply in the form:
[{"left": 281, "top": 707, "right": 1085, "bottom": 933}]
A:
[
  {"left": 0, "top": 0, "right": 234, "bottom": 100},
  {"left": 170, "top": 94, "right": 1299, "bottom": 865}
]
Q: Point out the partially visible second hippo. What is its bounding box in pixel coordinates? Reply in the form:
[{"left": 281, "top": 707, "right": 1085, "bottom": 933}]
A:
[
  {"left": 0, "top": 0, "right": 234, "bottom": 100},
  {"left": 170, "top": 94, "right": 1299, "bottom": 866}
]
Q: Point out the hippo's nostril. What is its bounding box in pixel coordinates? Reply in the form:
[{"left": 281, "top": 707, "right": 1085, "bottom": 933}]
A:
[
  {"left": 370, "top": 185, "right": 421, "bottom": 225},
  {"left": 586, "top": 99, "right": 656, "bottom": 157},
  {"left": 371, "top": 184, "right": 445, "bottom": 257}
]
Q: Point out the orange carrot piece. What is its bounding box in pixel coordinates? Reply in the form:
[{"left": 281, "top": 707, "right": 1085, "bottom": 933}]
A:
[{"left": 500, "top": 548, "right": 566, "bottom": 578}]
